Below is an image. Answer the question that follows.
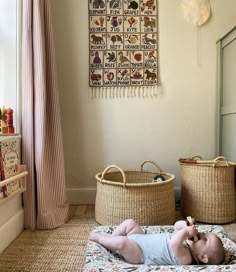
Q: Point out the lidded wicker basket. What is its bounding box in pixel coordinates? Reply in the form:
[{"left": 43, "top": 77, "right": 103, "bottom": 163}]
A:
[
  {"left": 95, "top": 160, "right": 175, "bottom": 225},
  {"left": 179, "top": 156, "right": 236, "bottom": 224}
]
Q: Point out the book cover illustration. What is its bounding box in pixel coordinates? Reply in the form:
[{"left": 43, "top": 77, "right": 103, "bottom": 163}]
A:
[{"left": 0, "top": 139, "right": 20, "bottom": 197}]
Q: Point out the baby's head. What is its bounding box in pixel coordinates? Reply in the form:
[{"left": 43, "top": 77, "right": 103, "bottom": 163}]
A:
[
  {"left": 206, "top": 234, "right": 225, "bottom": 265},
  {"left": 189, "top": 232, "right": 225, "bottom": 265}
]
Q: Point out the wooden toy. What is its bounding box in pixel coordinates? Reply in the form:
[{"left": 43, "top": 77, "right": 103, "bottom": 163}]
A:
[
  {"left": 6, "top": 108, "right": 14, "bottom": 133},
  {"left": 186, "top": 216, "right": 198, "bottom": 241},
  {"left": 1, "top": 107, "right": 8, "bottom": 134}
]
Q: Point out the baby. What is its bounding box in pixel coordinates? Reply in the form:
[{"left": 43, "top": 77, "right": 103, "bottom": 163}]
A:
[{"left": 90, "top": 219, "right": 225, "bottom": 266}]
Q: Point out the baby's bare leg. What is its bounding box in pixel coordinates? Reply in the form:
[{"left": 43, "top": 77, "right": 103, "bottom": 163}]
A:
[
  {"left": 90, "top": 219, "right": 144, "bottom": 247},
  {"left": 111, "top": 219, "right": 144, "bottom": 236},
  {"left": 91, "top": 234, "right": 143, "bottom": 264}
]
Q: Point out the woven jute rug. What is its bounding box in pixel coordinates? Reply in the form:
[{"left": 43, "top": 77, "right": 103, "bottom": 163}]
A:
[
  {"left": 0, "top": 207, "right": 235, "bottom": 272},
  {"left": 0, "top": 214, "right": 97, "bottom": 272}
]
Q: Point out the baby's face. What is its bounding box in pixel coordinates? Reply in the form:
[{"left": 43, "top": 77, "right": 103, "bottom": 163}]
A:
[{"left": 188, "top": 232, "right": 219, "bottom": 254}]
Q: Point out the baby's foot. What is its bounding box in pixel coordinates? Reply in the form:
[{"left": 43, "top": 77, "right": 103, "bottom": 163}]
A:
[{"left": 90, "top": 232, "right": 110, "bottom": 242}]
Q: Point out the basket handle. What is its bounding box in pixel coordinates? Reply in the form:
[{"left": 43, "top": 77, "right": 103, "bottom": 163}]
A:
[
  {"left": 140, "top": 160, "right": 163, "bottom": 174},
  {"left": 213, "top": 156, "right": 229, "bottom": 167},
  {"left": 180, "top": 155, "right": 236, "bottom": 166},
  {"left": 101, "top": 165, "right": 126, "bottom": 186},
  {"left": 179, "top": 156, "right": 203, "bottom": 164},
  {"left": 191, "top": 155, "right": 203, "bottom": 160}
]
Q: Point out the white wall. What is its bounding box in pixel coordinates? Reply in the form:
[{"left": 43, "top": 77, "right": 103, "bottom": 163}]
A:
[
  {"left": 50, "top": 0, "right": 236, "bottom": 204},
  {"left": 0, "top": 0, "right": 17, "bottom": 124}
]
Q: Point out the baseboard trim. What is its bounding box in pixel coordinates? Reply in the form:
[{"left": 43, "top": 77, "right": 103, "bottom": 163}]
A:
[
  {"left": 174, "top": 185, "right": 181, "bottom": 210},
  {"left": 0, "top": 209, "right": 24, "bottom": 254},
  {"left": 67, "top": 186, "right": 181, "bottom": 205},
  {"left": 174, "top": 185, "right": 181, "bottom": 201}
]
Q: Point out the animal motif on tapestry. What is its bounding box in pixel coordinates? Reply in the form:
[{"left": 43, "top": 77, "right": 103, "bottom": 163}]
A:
[{"left": 89, "top": 0, "right": 159, "bottom": 87}]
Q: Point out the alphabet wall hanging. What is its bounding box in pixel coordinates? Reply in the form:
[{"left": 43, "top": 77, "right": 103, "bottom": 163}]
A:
[{"left": 89, "top": 0, "right": 159, "bottom": 97}]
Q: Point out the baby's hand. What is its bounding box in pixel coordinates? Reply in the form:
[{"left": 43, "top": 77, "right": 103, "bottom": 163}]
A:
[{"left": 186, "top": 225, "right": 198, "bottom": 239}]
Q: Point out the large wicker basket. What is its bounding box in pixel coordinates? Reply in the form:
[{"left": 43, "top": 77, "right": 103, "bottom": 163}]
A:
[
  {"left": 179, "top": 156, "right": 236, "bottom": 224},
  {"left": 95, "top": 160, "right": 175, "bottom": 225}
]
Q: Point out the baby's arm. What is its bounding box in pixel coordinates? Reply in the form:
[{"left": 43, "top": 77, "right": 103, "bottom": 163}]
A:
[{"left": 170, "top": 225, "right": 197, "bottom": 265}]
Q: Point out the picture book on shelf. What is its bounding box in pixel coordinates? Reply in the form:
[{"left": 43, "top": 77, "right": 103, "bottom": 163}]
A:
[{"left": 0, "top": 139, "right": 20, "bottom": 197}]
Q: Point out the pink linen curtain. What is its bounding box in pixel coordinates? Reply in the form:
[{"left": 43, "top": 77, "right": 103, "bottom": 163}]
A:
[{"left": 21, "top": 0, "right": 69, "bottom": 230}]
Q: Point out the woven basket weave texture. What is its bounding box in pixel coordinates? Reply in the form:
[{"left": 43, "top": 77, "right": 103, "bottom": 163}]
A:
[
  {"left": 180, "top": 156, "right": 236, "bottom": 224},
  {"left": 95, "top": 161, "right": 176, "bottom": 226}
]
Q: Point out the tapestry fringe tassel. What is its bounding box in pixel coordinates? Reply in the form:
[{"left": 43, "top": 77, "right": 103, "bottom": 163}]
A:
[{"left": 89, "top": 86, "right": 160, "bottom": 99}]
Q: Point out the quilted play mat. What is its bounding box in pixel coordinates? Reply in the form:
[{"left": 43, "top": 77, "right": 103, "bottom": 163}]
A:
[{"left": 84, "top": 225, "right": 236, "bottom": 271}]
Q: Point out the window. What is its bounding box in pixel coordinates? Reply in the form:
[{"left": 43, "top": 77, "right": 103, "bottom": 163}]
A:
[{"left": 0, "top": 0, "right": 20, "bottom": 132}]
